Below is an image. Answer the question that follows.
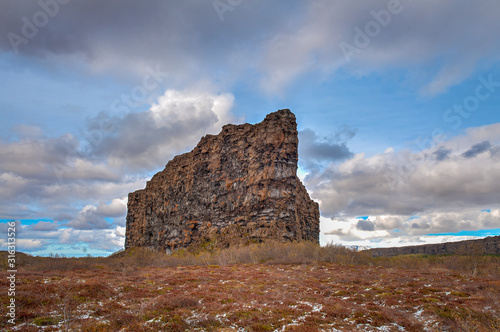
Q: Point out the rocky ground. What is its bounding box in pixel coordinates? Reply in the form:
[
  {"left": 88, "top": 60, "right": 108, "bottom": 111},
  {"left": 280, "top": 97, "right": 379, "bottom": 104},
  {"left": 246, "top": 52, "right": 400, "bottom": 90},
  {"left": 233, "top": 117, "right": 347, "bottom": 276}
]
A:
[{"left": 1, "top": 261, "right": 499, "bottom": 331}]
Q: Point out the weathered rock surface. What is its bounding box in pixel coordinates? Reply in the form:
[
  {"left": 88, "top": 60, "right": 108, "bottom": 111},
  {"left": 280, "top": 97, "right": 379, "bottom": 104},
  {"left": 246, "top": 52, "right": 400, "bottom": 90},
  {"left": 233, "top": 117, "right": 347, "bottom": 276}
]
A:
[
  {"left": 367, "top": 235, "right": 500, "bottom": 257},
  {"left": 125, "top": 109, "right": 320, "bottom": 252}
]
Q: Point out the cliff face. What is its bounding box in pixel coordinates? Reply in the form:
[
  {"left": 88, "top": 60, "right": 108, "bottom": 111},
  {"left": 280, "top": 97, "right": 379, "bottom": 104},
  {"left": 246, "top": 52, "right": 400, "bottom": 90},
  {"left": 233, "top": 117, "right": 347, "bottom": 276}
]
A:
[
  {"left": 125, "top": 109, "right": 320, "bottom": 252},
  {"left": 367, "top": 235, "right": 500, "bottom": 257}
]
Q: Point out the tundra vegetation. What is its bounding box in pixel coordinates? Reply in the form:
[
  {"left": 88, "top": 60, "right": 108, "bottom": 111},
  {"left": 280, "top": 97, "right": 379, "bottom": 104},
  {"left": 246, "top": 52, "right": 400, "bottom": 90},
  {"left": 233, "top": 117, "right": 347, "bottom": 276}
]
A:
[{"left": 0, "top": 241, "right": 498, "bottom": 331}]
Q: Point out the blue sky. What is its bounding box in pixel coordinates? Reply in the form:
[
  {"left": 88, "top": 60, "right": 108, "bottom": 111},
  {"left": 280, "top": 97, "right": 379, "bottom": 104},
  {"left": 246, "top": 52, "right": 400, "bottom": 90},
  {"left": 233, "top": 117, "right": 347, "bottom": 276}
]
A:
[{"left": 1, "top": 0, "right": 500, "bottom": 256}]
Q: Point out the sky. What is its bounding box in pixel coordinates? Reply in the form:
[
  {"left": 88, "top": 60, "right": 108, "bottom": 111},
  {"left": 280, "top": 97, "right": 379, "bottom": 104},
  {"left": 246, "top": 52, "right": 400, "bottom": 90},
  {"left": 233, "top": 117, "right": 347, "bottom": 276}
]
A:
[{"left": 1, "top": 0, "right": 499, "bottom": 256}]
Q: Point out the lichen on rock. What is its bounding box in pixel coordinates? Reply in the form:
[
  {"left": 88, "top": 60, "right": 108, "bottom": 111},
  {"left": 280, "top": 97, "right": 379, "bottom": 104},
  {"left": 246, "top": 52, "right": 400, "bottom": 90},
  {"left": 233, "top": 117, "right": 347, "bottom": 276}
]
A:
[{"left": 125, "top": 109, "right": 320, "bottom": 252}]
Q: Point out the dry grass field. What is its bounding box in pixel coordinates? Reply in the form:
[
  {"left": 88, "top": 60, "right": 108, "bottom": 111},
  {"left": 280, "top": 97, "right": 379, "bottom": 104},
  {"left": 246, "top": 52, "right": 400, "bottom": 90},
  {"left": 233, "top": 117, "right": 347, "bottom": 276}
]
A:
[{"left": 1, "top": 242, "right": 499, "bottom": 331}]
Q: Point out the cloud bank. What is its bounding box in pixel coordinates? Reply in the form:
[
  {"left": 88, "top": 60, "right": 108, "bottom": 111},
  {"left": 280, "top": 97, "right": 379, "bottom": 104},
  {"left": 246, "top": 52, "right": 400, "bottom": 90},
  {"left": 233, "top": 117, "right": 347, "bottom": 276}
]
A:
[
  {"left": 0, "top": 88, "right": 239, "bottom": 254},
  {"left": 1, "top": 0, "right": 499, "bottom": 94},
  {"left": 310, "top": 123, "right": 500, "bottom": 245}
]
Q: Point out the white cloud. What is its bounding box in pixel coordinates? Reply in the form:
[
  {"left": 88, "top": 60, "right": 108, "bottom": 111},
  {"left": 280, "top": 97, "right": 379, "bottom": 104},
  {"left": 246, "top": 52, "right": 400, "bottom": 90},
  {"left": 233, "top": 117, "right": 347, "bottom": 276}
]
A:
[
  {"left": 0, "top": 134, "right": 79, "bottom": 180},
  {"left": 150, "top": 90, "right": 235, "bottom": 130},
  {"left": 91, "top": 89, "right": 239, "bottom": 171},
  {"left": 320, "top": 215, "right": 491, "bottom": 248},
  {"left": 17, "top": 239, "right": 45, "bottom": 250},
  {"left": 60, "top": 159, "right": 120, "bottom": 182},
  {"left": 0, "top": 221, "right": 46, "bottom": 250},
  {"left": 94, "top": 198, "right": 127, "bottom": 217},
  {"left": 0, "top": 172, "right": 29, "bottom": 199},
  {"left": 65, "top": 197, "right": 128, "bottom": 230},
  {"left": 57, "top": 226, "right": 125, "bottom": 252},
  {"left": 310, "top": 122, "right": 500, "bottom": 244},
  {"left": 66, "top": 205, "right": 110, "bottom": 230},
  {"left": 309, "top": 123, "right": 500, "bottom": 217}
]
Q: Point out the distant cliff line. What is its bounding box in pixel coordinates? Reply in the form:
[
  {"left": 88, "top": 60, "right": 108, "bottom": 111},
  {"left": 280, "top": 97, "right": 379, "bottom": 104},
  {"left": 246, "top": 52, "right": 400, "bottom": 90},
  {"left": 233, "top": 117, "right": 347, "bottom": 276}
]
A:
[{"left": 366, "top": 235, "right": 500, "bottom": 257}]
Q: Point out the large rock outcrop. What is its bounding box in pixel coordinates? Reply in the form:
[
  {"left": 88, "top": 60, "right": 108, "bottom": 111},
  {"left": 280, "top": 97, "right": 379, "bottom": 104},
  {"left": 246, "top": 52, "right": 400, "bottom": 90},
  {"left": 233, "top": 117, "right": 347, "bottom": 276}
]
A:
[{"left": 125, "top": 109, "right": 320, "bottom": 252}]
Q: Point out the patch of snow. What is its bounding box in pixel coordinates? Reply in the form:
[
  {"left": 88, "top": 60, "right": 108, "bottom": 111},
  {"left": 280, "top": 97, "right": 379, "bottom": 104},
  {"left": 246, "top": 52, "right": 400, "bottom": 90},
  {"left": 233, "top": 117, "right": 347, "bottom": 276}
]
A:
[
  {"left": 375, "top": 323, "right": 406, "bottom": 331},
  {"left": 414, "top": 308, "right": 424, "bottom": 319},
  {"left": 146, "top": 317, "right": 161, "bottom": 324},
  {"left": 276, "top": 301, "right": 323, "bottom": 331},
  {"left": 413, "top": 306, "right": 435, "bottom": 331}
]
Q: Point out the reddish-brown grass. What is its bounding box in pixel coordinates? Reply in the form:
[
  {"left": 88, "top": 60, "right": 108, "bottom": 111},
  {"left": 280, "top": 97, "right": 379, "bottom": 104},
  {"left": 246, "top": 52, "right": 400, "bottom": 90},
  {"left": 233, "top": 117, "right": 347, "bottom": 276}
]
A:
[{"left": 0, "top": 242, "right": 498, "bottom": 331}]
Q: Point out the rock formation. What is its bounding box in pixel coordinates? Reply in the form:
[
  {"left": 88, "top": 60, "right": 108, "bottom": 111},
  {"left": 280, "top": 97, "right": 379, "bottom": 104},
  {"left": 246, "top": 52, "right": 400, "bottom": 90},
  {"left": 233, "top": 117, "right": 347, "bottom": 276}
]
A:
[
  {"left": 125, "top": 109, "right": 320, "bottom": 252},
  {"left": 367, "top": 235, "right": 500, "bottom": 257}
]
